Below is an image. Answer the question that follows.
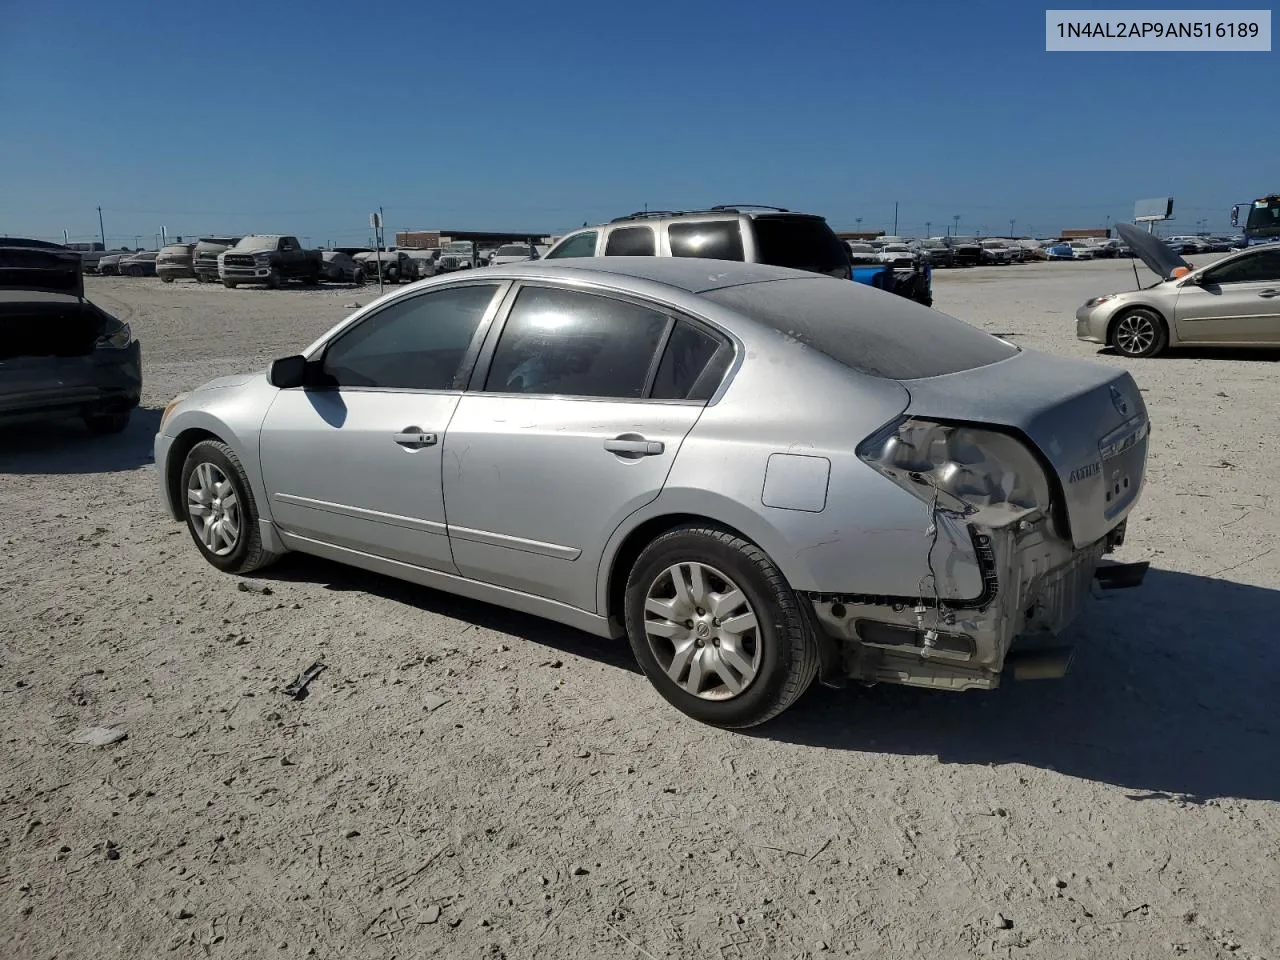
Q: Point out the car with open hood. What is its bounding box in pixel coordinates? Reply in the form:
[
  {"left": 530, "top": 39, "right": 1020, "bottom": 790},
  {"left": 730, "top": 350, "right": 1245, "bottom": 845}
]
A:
[
  {"left": 0, "top": 238, "right": 141, "bottom": 432},
  {"left": 1076, "top": 222, "right": 1280, "bottom": 357},
  {"left": 154, "top": 257, "right": 1148, "bottom": 728}
]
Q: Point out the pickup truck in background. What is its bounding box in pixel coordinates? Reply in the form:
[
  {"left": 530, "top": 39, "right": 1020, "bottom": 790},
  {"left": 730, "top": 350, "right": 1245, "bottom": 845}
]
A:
[{"left": 217, "top": 235, "right": 323, "bottom": 289}]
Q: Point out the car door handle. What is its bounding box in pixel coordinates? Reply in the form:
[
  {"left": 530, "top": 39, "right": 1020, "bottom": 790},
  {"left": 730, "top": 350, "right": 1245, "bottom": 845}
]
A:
[
  {"left": 604, "top": 437, "right": 665, "bottom": 456},
  {"left": 1258, "top": 289, "right": 1278, "bottom": 298},
  {"left": 393, "top": 427, "right": 438, "bottom": 449}
]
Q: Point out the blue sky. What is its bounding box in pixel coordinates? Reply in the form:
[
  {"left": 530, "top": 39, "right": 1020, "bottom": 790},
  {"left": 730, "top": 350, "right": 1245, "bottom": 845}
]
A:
[{"left": 1, "top": 0, "right": 1275, "bottom": 246}]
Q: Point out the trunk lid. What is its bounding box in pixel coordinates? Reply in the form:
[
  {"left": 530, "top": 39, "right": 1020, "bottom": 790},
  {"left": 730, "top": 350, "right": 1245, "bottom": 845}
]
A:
[
  {"left": 0, "top": 241, "right": 84, "bottom": 298},
  {"left": 902, "top": 349, "right": 1149, "bottom": 548},
  {"left": 0, "top": 294, "right": 104, "bottom": 359}
]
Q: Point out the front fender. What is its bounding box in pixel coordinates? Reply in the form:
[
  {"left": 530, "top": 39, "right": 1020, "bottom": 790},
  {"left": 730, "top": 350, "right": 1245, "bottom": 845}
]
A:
[{"left": 160, "top": 376, "right": 279, "bottom": 524}]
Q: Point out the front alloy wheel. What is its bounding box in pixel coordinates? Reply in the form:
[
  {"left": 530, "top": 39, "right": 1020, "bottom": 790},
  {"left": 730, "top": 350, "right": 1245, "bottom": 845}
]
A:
[
  {"left": 1112, "top": 308, "right": 1167, "bottom": 358},
  {"left": 180, "top": 440, "right": 280, "bottom": 574}
]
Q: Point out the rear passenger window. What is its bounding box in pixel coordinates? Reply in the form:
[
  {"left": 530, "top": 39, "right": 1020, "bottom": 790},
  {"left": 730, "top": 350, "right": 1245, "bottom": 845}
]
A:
[
  {"left": 544, "top": 232, "right": 597, "bottom": 259},
  {"left": 668, "top": 221, "right": 744, "bottom": 261},
  {"left": 485, "top": 286, "right": 669, "bottom": 398},
  {"left": 651, "top": 322, "right": 732, "bottom": 401},
  {"left": 604, "top": 227, "right": 656, "bottom": 257}
]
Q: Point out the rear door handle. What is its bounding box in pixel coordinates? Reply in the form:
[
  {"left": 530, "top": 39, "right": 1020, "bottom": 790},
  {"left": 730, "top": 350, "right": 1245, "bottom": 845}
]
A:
[
  {"left": 1258, "top": 289, "right": 1278, "bottom": 298},
  {"left": 604, "top": 437, "right": 665, "bottom": 456},
  {"left": 394, "top": 426, "right": 438, "bottom": 449}
]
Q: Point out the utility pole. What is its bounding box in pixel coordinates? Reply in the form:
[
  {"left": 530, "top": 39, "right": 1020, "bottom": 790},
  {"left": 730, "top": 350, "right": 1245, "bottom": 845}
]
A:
[
  {"left": 98, "top": 206, "right": 106, "bottom": 249},
  {"left": 892, "top": 201, "right": 899, "bottom": 236}
]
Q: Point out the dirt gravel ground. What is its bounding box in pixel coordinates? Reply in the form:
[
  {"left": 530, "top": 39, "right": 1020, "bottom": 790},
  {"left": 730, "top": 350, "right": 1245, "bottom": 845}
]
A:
[{"left": 2, "top": 264, "right": 1277, "bottom": 960}]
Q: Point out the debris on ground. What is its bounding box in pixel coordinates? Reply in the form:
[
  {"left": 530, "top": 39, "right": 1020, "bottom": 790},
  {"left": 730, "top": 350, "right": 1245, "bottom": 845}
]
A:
[
  {"left": 282, "top": 661, "right": 327, "bottom": 700},
  {"left": 69, "top": 727, "right": 127, "bottom": 747},
  {"left": 236, "top": 579, "right": 273, "bottom": 596}
]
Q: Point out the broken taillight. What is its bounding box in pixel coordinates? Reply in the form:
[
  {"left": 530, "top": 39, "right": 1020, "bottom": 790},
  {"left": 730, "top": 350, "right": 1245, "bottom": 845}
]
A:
[{"left": 856, "top": 417, "right": 1052, "bottom": 523}]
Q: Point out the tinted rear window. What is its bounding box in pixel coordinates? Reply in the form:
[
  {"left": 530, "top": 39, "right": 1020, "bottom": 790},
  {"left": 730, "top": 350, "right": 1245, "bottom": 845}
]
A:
[
  {"left": 668, "top": 221, "right": 744, "bottom": 261},
  {"left": 702, "top": 278, "right": 1017, "bottom": 380},
  {"left": 751, "top": 216, "right": 850, "bottom": 276}
]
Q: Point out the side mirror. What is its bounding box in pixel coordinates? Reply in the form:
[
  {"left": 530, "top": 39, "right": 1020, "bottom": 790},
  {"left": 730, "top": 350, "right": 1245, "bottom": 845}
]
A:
[{"left": 268, "top": 354, "right": 308, "bottom": 388}]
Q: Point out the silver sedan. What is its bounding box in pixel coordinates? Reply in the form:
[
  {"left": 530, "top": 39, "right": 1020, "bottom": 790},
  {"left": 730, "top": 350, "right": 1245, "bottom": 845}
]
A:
[
  {"left": 155, "top": 258, "right": 1150, "bottom": 727},
  {"left": 1076, "top": 223, "right": 1280, "bottom": 357}
]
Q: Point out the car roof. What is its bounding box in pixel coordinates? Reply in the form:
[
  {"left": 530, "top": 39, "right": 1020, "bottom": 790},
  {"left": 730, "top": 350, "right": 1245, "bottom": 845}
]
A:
[{"left": 481, "top": 256, "right": 821, "bottom": 294}]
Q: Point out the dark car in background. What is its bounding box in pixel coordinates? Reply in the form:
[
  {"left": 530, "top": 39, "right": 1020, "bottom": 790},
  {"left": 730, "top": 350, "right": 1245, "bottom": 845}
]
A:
[
  {"left": 319, "top": 250, "right": 366, "bottom": 284},
  {"left": 0, "top": 238, "right": 142, "bottom": 432},
  {"left": 120, "top": 251, "right": 159, "bottom": 277},
  {"left": 193, "top": 237, "right": 241, "bottom": 283},
  {"left": 157, "top": 243, "right": 196, "bottom": 283}
]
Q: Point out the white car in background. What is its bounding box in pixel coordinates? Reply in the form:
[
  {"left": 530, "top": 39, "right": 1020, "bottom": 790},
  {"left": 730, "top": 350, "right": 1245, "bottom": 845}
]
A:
[
  {"left": 980, "top": 238, "right": 1016, "bottom": 264},
  {"left": 489, "top": 243, "right": 540, "bottom": 266},
  {"left": 1067, "top": 240, "right": 1097, "bottom": 260},
  {"left": 876, "top": 243, "right": 916, "bottom": 267}
]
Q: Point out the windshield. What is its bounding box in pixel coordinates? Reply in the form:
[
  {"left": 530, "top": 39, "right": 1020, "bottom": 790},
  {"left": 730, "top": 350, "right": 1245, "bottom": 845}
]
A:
[
  {"left": 704, "top": 278, "right": 1017, "bottom": 380},
  {"left": 495, "top": 244, "right": 532, "bottom": 257},
  {"left": 233, "top": 236, "right": 279, "bottom": 252},
  {"left": 1245, "top": 199, "right": 1280, "bottom": 238}
]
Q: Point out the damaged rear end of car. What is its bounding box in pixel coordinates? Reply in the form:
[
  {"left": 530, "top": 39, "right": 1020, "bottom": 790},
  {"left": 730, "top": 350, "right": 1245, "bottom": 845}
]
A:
[
  {"left": 812, "top": 351, "right": 1149, "bottom": 691},
  {"left": 0, "top": 239, "right": 142, "bottom": 430},
  {"left": 700, "top": 275, "right": 1149, "bottom": 695}
]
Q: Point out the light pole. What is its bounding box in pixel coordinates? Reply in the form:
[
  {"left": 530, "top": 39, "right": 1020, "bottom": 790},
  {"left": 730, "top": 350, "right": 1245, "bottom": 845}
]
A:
[
  {"left": 1009, "top": 218, "right": 1015, "bottom": 237},
  {"left": 925, "top": 221, "right": 931, "bottom": 237},
  {"left": 952, "top": 215, "right": 960, "bottom": 237},
  {"left": 856, "top": 217, "right": 863, "bottom": 233}
]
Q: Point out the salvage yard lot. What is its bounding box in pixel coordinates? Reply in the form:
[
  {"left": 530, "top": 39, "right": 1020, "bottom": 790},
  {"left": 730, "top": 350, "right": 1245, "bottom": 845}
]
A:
[{"left": 2, "top": 263, "right": 1277, "bottom": 959}]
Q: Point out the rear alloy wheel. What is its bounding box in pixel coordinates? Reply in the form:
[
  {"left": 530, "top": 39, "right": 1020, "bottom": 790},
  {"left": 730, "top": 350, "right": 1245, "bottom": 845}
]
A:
[
  {"left": 1111, "top": 308, "right": 1168, "bottom": 358},
  {"left": 84, "top": 410, "right": 131, "bottom": 434},
  {"left": 625, "top": 525, "right": 818, "bottom": 728},
  {"left": 180, "top": 439, "right": 279, "bottom": 574}
]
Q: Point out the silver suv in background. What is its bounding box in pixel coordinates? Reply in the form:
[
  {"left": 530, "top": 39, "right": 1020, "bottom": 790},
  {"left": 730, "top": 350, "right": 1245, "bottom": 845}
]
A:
[{"left": 544, "top": 205, "right": 852, "bottom": 279}]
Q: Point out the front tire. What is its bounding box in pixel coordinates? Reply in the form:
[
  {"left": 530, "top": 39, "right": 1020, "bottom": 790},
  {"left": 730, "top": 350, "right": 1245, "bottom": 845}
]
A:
[
  {"left": 223, "top": 279, "right": 237, "bottom": 289},
  {"left": 1110, "top": 307, "right": 1168, "bottom": 358},
  {"left": 180, "top": 440, "right": 280, "bottom": 574},
  {"left": 266, "top": 269, "right": 282, "bottom": 290},
  {"left": 624, "top": 525, "right": 817, "bottom": 728}
]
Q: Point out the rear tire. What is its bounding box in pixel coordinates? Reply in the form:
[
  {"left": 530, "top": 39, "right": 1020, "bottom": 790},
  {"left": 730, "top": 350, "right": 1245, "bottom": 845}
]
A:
[
  {"left": 180, "top": 440, "right": 281, "bottom": 575},
  {"left": 1110, "top": 307, "right": 1168, "bottom": 358},
  {"left": 624, "top": 525, "right": 818, "bottom": 728},
  {"left": 84, "top": 409, "right": 131, "bottom": 434},
  {"left": 223, "top": 279, "right": 237, "bottom": 289},
  {"left": 161, "top": 275, "right": 174, "bottom": 284}
]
